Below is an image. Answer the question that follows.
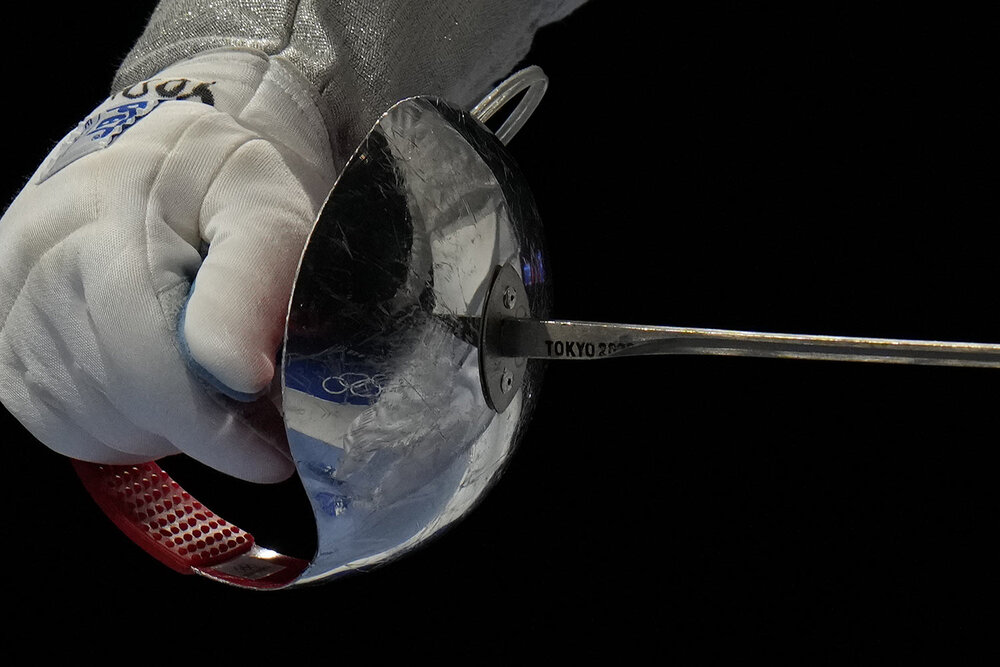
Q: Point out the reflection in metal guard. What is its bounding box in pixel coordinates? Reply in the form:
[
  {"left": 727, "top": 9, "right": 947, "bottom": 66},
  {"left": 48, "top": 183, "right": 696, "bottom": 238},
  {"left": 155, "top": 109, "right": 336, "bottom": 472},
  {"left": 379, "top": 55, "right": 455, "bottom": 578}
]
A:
[{"left": 280, "top": 95, "right": 551, "bottom": 585}]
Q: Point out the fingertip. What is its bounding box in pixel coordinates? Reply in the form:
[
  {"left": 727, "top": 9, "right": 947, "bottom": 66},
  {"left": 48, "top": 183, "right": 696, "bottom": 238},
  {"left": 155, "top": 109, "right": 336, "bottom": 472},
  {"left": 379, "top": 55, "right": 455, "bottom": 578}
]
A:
[
  {"left": 242, "top": 455, "right": 297, "bottom": 484},
  {"left": 168, "top": 387, "right": 297, "bottom": 484},
  {"left": 193, "top": 423, "right": 296, "bottom": 484}
]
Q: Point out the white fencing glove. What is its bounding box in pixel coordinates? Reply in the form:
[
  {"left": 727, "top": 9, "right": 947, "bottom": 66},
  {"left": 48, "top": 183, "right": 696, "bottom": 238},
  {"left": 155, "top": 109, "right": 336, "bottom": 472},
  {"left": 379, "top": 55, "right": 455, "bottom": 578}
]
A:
[{"left": 0, "top": 48, "right": 336, "bottom": 482}]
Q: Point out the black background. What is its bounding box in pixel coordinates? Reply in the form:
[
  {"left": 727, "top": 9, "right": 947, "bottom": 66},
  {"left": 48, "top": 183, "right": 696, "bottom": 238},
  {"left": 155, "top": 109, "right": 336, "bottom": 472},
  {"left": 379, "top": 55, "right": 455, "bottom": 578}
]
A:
[{"left": 2, "top": 2, "right": 997, "bottom": 662}]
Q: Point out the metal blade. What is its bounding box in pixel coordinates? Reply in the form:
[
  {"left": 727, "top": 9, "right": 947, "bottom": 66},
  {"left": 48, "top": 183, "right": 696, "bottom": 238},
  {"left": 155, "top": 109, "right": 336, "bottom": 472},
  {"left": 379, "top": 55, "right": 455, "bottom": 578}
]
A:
[
  {"left": 478, "top": 263, "right": 1000, "bottom": 413},
  {"left": 498, "top": 318, "right": 1000, "bottom": 369}
]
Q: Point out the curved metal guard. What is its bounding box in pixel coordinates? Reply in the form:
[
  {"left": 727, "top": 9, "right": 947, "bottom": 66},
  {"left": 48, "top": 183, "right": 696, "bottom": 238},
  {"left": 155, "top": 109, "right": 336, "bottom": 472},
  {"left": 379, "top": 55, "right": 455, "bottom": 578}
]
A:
[{"left": 280, "top": 94, "right": 550, "bottom": 584}]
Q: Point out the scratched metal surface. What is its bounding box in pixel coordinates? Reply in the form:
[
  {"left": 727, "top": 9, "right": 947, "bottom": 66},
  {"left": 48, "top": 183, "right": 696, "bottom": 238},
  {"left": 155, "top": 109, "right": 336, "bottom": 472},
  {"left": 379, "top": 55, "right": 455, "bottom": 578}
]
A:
[{"left": 281, "top": 96, "right": 551, "bottom": 584}]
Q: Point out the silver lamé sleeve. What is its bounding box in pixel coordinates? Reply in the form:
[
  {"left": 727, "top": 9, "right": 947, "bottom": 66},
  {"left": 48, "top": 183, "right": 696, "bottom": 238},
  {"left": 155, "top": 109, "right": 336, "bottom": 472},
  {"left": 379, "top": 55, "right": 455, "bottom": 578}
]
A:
[{"left": 112, "top": 0, "right": 588, "bottom": 165}]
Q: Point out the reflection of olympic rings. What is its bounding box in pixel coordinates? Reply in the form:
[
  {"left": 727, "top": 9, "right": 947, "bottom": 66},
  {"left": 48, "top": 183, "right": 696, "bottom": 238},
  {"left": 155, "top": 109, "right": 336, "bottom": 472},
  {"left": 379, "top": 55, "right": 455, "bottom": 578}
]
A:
[{"left": 321, "top": 372, "right": 388, "bottom": 400}]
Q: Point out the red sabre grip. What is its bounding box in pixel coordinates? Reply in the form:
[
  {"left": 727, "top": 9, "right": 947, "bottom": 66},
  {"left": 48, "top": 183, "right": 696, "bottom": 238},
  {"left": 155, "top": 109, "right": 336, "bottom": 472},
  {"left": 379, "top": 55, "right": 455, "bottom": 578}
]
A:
[
  {"left": 73, "top": 460, "right": 255, "bottom": 573},
  {"left": 73, "top": 460, "right": 309, "bottom": 588}
]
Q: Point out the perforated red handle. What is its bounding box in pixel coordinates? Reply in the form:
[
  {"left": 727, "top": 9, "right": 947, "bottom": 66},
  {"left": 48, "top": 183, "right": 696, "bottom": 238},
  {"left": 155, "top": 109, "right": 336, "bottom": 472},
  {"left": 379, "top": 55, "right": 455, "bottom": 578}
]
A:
[{"left": 73, "top": 460, "right": 308, "bottom": 589}]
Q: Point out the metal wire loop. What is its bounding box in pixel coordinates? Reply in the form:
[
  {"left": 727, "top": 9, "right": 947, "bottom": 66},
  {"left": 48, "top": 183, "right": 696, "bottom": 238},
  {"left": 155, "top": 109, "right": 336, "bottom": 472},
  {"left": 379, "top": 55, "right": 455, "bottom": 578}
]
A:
[{"left": 471, "top": 65, "right": 549, "bottom": 145}]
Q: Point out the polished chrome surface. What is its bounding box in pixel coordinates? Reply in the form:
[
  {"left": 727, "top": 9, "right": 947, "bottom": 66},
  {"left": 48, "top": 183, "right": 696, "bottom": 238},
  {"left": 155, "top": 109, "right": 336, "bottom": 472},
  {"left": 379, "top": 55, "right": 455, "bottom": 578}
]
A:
[{"left": 281, "top": 95, "right": 550, "bottom": 584}]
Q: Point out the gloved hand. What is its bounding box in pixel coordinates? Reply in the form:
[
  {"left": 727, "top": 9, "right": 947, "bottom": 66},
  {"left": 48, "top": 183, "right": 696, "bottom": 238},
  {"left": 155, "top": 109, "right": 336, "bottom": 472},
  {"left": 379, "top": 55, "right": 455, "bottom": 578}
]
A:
[{"left": 0, "top": 48, "right": 336, "bottom": 482}]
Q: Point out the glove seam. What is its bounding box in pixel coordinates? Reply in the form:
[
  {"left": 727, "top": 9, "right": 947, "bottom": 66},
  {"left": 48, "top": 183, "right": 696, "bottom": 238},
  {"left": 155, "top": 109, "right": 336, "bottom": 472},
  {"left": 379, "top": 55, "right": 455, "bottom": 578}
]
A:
[
  {"left": 1, "top": 103, "right": 245, "bottom": 345},
  {"left": 113, "top": 38, "right": 290, "bottom": 92},
  {"left": 221, "top": 55, "right": 336, "bottom": 179},
  {"left": 263, "top": 55, "right": 337, "bottom": 168},
  {"left": 142, "top": 113, "right": 261, "bottom": 341},
  {"left": 0, "top": 222, "right": 116, "bottom": 343},
  {"left": 151, "top": 49, "right": 334, "bottom": 187},
  {"left": 0, "top": 231, "right": 175, "bottom": 461},
  {"left": 15, "top": 305, "right": 172, "bottom": 458},
  {"left": 116, "top": 44, "right": 337, "bottom": 156}
]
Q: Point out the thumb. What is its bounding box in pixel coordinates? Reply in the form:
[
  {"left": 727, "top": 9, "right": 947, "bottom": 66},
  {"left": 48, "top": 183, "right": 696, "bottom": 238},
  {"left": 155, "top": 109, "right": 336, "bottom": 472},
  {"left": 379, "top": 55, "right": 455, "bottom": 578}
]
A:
[{"left": 180, "top": 138, "right": 319, "bottom": 399}]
